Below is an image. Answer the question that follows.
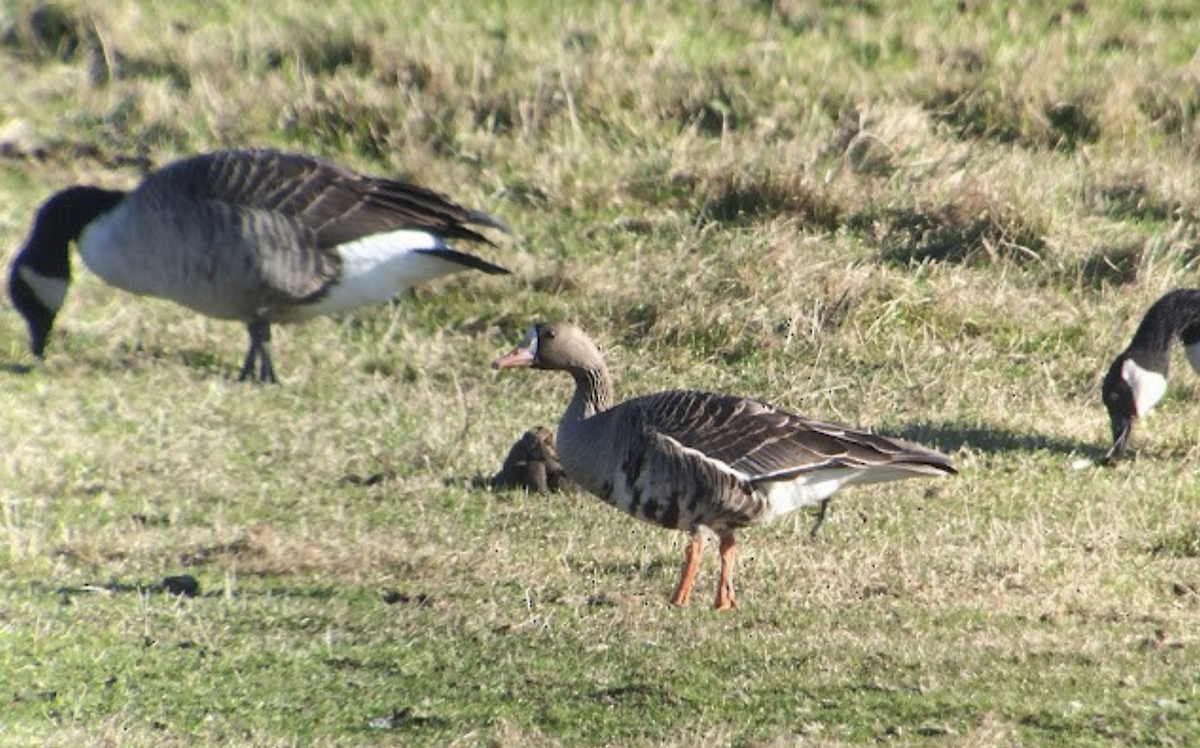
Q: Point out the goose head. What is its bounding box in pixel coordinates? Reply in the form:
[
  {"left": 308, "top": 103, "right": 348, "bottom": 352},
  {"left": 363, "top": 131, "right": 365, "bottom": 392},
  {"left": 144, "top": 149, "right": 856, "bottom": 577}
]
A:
[
  {"left": 1102, "top": 352, "right": 1167, "bottom": 461},
  {"left": 8, "top": 186, "right": 124, "bottom": 357},
  {"left": 8, "top": 262, "right": 61, "bottom": 358},
  {"left": 492, "top": 322, "right": 603, "bottom": 372}
]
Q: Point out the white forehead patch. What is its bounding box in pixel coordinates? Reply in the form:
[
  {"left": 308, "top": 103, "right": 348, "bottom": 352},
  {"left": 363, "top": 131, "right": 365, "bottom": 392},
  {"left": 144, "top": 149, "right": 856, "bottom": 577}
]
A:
[
  {"left": 1122, "top": 358, "right": 1167, "bottom": 417},
  {"left": 18, "top": 266, "right": 68, "bottom": 312}
]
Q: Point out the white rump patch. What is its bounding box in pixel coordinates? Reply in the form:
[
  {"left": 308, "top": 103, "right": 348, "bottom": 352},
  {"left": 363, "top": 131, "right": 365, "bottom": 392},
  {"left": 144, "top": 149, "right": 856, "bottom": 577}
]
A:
[
  {"left": 18, "top": 266, "right": 68, "bottom": 312},
  {"left": 757, "top": 469, "right": 859, "bottom": 523},
  {"left": 307, "top": 231, "right": 469, "bottom": 315},
  {"left": 1186, "top": 343, "right": 1200, "bottom": 377},
  {"left": 1122, "top": 358, "right": 1167, "bottom": 417},
  {"left": 756, "top": 463, "right": 949, "bottom": 523}
]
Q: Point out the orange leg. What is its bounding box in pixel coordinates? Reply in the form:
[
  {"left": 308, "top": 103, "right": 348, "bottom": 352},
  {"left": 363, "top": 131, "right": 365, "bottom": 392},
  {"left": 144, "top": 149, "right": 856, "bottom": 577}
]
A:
[
  {"left": 715, "top": 533, "right": 739, "bottom": 611},
  {"left": 671, "top": 533, "right": 704, "bottom": 606}
]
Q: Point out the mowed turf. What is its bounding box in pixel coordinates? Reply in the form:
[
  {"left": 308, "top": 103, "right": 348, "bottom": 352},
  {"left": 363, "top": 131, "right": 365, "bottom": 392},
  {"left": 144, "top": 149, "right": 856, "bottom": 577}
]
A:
[{"left": 2, "top": 0, "right": 1200, "bottom": 745}]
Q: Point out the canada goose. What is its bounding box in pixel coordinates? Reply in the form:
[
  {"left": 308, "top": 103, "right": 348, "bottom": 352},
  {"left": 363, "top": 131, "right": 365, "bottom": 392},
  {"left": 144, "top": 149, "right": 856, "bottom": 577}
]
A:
[
  {"left": 8, "top": 148, "right": 509, "bottom": 382},
  {"left": 493, "top": 322, "right": 956, "bottom": 610},
  {"left": 1102, "top": 289, "right": 1200, "bottom": 461}
]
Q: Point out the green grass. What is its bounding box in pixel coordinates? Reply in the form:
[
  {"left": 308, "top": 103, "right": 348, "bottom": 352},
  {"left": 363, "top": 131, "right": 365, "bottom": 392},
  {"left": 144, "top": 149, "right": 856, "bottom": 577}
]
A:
[{"left": 4, "top": 0, "right": 1200, "bottom": 745}]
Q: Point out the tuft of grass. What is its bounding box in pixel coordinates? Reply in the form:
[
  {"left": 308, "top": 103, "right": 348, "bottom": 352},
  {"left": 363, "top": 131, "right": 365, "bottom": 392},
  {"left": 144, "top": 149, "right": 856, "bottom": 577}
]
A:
[
  {"left": 925, "top": 84, "right": 1103, "bottom": 153},
  {"left": 925, "top": 83, "right": 1025, "bottom": 145},
  {"left": 699, "top": 168, "right": 843, "bottom": 230},
  {"left": 1, "top": 3, "right": 94, "bottom": 61},
  {"left": 1086, "top": 177, "right": 1185, "bottom": 223},
  {"left": 664, "top": 70, "right": 744, "bottom": 136},
  {"left": 1150, "top": 525, "right": 1200, "bottom": 559},
  {"left": 280, "top": 81, "right": 397, "bottom": 160},
  {"left": 1062, "top": 241, "right": 1145, "bottom": 289},
  {"left": 852, "top": 190, "right": 1047, "bottom": 267}
]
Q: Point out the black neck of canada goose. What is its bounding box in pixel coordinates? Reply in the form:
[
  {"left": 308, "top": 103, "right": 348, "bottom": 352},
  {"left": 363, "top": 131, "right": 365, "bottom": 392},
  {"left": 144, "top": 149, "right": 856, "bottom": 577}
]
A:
[
  {"left": 14, "top": 186, "right": 127, "bottom": 280},
  {"left": 8, "top": 186, "right": 126, "bottom": 356},
  {"left": 1123, "top": 289, "right": 1200, "bottom": 373}
]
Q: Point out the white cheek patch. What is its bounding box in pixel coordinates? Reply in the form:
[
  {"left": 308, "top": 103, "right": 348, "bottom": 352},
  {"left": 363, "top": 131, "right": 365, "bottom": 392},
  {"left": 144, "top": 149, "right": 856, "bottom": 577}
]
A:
[
  {"left": 1122, "top": 358, "right": 1167, "bottom": 417},
  {"left": 18, "top": 266, "right": 68, "bottom": 312},
  {"left": 1186, "top": 343, "right": 1200, "bottom": 377}
]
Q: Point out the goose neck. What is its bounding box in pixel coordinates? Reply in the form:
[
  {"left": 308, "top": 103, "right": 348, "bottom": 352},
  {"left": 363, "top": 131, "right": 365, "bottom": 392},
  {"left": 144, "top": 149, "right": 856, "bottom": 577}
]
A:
[
  {"left": 18, "top": 186, "right": 126, "bottom": 279},
  {"left": 1128, "top": 289, "right": 1200, "bottom": 372},
  {"left": 565, "top": 364, "right": 613, "bottom": 422}
]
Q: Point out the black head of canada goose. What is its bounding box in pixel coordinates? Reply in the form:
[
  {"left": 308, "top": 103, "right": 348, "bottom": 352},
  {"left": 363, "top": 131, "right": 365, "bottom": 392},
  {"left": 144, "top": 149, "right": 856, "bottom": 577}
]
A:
[
  {"left": 8, "top": 148, "right": 510, "bottom": 382},
  {"left": 493, "top": 322, "right": 956, "bottom": 610},
  {"left": 1102, "top": 289, "right": 1200, "bottom": 461}
]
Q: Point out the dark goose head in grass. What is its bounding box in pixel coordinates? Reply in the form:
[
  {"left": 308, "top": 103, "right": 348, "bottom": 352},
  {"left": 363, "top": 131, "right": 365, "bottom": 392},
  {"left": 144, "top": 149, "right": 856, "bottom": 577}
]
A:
[
  {"left": 1102, "top": 289, "right": 1200, "bottom": 462},
  {"left": 493, "top": 322, "right": 956, "bottom": 610},
  {"left": 8, "top": 147, "right": 510, "bottom": 383}
]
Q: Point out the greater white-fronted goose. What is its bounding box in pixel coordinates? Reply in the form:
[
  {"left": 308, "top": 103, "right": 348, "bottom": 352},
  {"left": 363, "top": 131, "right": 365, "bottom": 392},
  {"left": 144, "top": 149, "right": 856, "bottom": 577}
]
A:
[
  {"left": 1102, "top": 289, "right": 1200, "bottom": 461},
  {"left": 493, "top": 322, "right": 957, "bottom": 610},
  {"left": 8, "top": 147, "right": 509, "bottom": 382}
]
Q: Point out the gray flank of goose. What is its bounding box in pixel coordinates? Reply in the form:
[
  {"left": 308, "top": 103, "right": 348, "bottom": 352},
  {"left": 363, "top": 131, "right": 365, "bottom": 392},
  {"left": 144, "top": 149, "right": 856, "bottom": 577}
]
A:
[
  {"left": 8, "top": 147, "right": 510, "bottom": 382},
  {"left": 493, "top": 322, "right": 956, "bottom": 610},
  {"left": 1102, "top": 288, "right": 1200, "bottom": 461}
]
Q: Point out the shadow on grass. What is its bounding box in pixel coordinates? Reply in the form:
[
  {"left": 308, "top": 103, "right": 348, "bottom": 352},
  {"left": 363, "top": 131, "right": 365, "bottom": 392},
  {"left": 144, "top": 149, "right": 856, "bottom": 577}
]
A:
[
  {"left": 45, "top": 579, "right": 442, "bottom": 607},
  {"left": 893, "top": 421, "right": 1105, "bottom": 460},
  {"left": 0, "top": 361, "right": 35, "bottom": 375},
  {"left": 48, "top": 580, "right": 340, "bottom": 602}
]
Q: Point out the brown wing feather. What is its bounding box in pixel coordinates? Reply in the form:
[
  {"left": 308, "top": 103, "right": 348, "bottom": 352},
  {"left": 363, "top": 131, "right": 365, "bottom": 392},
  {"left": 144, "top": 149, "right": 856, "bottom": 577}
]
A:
[{"left": 631, "top": 390, "right": 956, "bottom": 481}]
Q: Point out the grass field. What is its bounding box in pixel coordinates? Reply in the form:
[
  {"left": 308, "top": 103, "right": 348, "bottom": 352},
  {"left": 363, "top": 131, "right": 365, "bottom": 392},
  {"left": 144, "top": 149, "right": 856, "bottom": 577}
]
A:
[{"left": 3, "top": 1, "right": 1200, "bottom": 745}]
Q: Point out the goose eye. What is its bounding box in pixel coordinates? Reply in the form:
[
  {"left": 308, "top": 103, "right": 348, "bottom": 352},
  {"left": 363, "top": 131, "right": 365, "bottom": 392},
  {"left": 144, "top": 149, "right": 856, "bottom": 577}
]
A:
[{"left": 543, "top": 329, "right": 556, "bottom": 340}]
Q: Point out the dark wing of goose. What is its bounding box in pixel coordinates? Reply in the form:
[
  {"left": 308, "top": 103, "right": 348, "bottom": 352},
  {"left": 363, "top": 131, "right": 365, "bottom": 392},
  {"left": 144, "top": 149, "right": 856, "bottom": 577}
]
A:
[
  {"left": 158, "top": 148, "right": 508, "bottom": 248},
  {"left": 633, "top": 390, "right": 955, "bottom": 481},
  {"left": 150, "top": 149, "right": 508, "bottom": 301}
]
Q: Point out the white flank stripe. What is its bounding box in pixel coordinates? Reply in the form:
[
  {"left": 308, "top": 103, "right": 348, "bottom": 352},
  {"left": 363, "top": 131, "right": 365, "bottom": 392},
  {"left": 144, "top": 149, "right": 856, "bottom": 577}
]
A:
[
  {"left": 658, "top": 433, "right": 751, "bottom": 483},
  {"left": 19, "top": 266, "right": 69, "bottom": 312}
]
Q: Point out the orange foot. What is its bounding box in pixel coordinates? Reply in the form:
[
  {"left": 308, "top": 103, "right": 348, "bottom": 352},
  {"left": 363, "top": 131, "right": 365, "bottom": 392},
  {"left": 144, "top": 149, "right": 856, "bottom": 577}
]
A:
[{"left": 714, "top": 533, "right": 738, "bottom": 611}]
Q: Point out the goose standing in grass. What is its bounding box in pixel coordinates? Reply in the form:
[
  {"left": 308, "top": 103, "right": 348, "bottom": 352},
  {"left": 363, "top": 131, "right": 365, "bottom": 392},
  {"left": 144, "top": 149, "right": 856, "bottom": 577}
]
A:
[
  {"left": 1102, "top": 289, "right": 1200, "bottom": 461},
  {"left": 8, "top": 147, "right": 509, "bottom": 382},
  {"left": 493, "top": 322, "right": 956, "bottom": 610}
]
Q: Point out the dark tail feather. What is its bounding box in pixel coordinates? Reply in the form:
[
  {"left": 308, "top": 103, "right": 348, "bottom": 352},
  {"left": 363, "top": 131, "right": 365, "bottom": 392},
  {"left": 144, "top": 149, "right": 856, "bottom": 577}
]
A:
[
  {"left": 896, "top": 456, "right": 958, "bottom": 477},
  {"left": 466, "top": 209, "right": 511, "bottom": 235},
  {"left": 894, "top": 445, "right": 958, "bottom": 476},
  {"left": 415, "top": 248, "right": 510, "bottom": 275}
]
